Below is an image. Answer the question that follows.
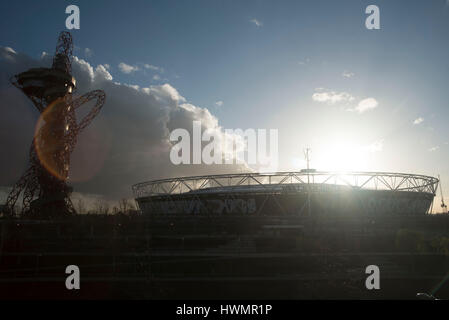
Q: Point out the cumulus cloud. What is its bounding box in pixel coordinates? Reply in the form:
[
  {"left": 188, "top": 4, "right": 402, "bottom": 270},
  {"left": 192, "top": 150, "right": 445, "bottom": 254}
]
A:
[
  {"left": 118, "top": 62, "right": 139, "bottom": 74},
  {"left": 342, "top": 71, "right": 355, "bottom": 78},
  {"left": 298, "top": 58, "right": 310, "bottom": 66},
  {"left": 4, "top": 47, "right": 16, "bottom": 54},
  {"left": 84, "top": 48, "right": 93, "bottom": 57},
  {"left": 313, "top": 89, "right": 378, "bottom": 114},
  {"left": 215, "top": 101, "right": 223, "bottom": 107},
  {"left": 250, "top": 18, "right": 263, "bottom": 27},
  {"left": 312, "top": 89, "right": 355, "bottom": 104},
  {"left": 144, "top": 64, "right": 164, "bottom": 73},
  {"left": 351, "top": 98, "right": 378, "bottom": 113},
  {"left": 2, "top": 47, "right": 18, "bottom": 62},
  {"left": 362, "top": 139, "right": 383, "bottom": 153},
  {"left": 413, "top": 117, "right": 424, "bottom": 125},
  {"left": 0, "top": 46, "right": 248, "bottom": 202}
]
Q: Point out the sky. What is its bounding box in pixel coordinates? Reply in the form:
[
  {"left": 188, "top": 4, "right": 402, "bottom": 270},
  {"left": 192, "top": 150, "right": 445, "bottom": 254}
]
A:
[{"left": 0, "top": 0, "right": 449, "bottom": 210}]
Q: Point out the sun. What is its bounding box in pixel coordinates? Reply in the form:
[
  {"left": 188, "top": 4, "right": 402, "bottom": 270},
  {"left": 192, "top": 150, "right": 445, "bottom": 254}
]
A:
[{"left": 292, "top": 141, "right": 373, "bottom": 172}]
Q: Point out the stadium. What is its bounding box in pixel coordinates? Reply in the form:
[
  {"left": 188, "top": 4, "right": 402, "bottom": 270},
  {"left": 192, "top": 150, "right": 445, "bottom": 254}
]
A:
[{"left": 132, "top": 171, "right": 439, "bottom": 216}]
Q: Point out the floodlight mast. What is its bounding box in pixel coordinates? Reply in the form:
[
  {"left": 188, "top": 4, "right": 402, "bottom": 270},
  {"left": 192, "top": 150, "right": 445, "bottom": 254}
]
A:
[
  {"left": 438, "top": 174, "right": 447, "bottom": 214},
  {"left": 304, "top": 148, "right": 311, "bottom": 216},
  {"left": 4, "top": 32, "right": 106, "bottom": 218}
]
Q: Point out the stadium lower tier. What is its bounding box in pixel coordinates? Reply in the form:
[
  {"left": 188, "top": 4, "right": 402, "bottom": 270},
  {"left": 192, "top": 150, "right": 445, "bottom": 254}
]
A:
[{"left": 137, "top": 189, "right": 434, "bottom": 216}]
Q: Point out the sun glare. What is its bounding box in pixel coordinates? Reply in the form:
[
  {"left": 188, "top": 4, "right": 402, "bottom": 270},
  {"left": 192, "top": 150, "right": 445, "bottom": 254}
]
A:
[{"left": 291, "top": 141, "right": 373, "bottom": 172}]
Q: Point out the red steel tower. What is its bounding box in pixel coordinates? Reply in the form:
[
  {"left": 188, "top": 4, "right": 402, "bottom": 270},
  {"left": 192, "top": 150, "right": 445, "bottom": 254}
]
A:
[{"left": 5, "top": 32, "right": 106, "bottom": 218}]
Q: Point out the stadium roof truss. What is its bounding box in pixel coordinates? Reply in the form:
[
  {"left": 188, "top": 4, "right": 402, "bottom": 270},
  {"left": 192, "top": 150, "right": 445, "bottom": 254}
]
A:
[{"left": 132, "top": 171, "right": 439, "bottom": 198}]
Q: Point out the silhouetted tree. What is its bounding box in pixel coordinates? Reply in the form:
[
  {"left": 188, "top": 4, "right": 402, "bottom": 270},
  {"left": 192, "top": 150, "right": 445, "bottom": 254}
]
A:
[
  {"left": 76, "top": 198, "right": 86, "bottom": 214},
  {"left": 95, "top": 200, "right": 110, "bottom": 215}
]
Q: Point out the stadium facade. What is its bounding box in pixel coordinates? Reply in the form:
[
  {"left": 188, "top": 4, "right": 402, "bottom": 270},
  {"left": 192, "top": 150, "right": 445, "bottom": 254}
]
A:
[{"left": 133, "top": 171, "right": 439, "bottom": 216}]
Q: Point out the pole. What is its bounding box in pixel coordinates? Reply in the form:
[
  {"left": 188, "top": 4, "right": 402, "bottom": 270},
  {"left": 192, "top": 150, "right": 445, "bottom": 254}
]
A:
[{"left": 304, "top": 148, "right": 311, "bottom": 217}]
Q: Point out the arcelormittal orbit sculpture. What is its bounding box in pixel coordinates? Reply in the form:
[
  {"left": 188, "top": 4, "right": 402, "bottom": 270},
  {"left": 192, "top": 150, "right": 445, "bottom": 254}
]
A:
[{"left": 5, "top": 31, "right": 106, "bottom": 218}]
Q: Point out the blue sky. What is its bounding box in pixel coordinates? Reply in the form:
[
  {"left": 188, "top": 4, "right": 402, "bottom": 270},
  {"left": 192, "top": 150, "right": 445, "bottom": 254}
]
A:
[
  {"left": 1, "top": 0, "right": 449, "bottom": 207},
  {"left": 2, "top": 1, "right": 447, "bottom": 128}
]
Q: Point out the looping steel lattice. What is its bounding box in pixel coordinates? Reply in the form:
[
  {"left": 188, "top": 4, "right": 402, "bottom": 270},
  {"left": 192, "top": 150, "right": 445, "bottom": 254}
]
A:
[{"left": 4, "top": 32, "right": 106, "bottom": 218}]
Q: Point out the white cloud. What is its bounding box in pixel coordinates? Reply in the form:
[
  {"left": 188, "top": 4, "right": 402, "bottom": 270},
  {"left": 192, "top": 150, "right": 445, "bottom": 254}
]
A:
[
  {"left": 413, "top": 117, "right": 424, "bottom": 125},
  {"left": 4, "top": 47, "right": 16, "bottom": 54},
  {"left": 352, "top": 98, "right": 378, "bottom": 113},
  {"left": 84, "top": 48, "right": 93, "bottom": 57},
  {"left": 103, "top": 64, "right": 110, "bottom": 70},
  {"left": 142, "top": 83, "right": 186, "bottom": 103},
  {"left": 342, "top": 71, "right": 355, "bottom": 78},
  {"left": 312, "top": 89, "right": 355, "bottom": 104},
  {"left": 152, "top": 74, "right": 161, "bottom": 81},
  {"left": 1, "top": 46, "right": 17, "bottom": 61},
  {"left": 73, "top": 56, "right": 95, "bottom": 80},
  {"left": 313, "top": 89, "right": 378, "bottom": 114},
  {"left": 362, "top": 139, "right": 383, "bottom": 153},
  {"left": 429, "top": 146, "right": 440, "bottom": 152},
  {"left": 0, "top": 46, "right": 249, "bottom": 200},
  {"left": 125, "top": 84, "right": 140, "bottom": 91},
  {"left": 298, "top": 58, "right": 310, "bottom": 66},
  {"left": 250, "top": 18, "right": 263, "bottom": 27},
  {"left": 118, "top": 62, "right": 139, "bottom": 74},
  {"left": 144, "top": 64, "right": 164, "bottom": 73},
  {"left": 95, "top": 65, "right": 113, "bottom": 81},
  {"left": 215, "top": 101, "right": 224, "bottom": 107}
]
